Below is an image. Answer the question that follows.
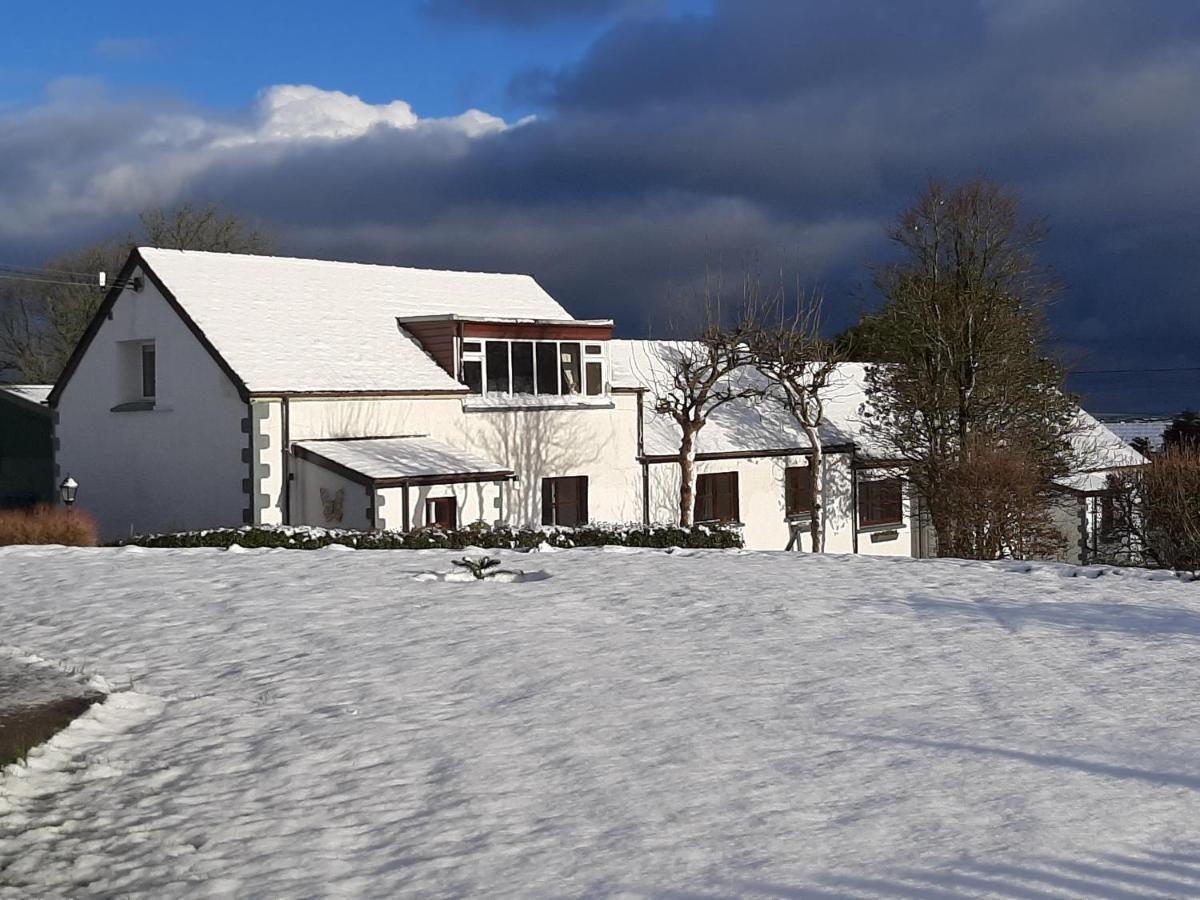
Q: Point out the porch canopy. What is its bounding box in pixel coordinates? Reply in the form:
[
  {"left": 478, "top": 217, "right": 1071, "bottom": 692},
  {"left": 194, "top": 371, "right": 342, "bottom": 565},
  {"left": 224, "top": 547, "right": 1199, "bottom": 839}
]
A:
[{"left": 293, "top": 435, "right": 514, "bottom": 488}]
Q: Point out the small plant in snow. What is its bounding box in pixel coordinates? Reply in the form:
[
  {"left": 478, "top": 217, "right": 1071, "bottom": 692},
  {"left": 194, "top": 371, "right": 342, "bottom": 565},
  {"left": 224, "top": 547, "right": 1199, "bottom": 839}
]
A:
[{"left": 451, "top": 555, "right": 519, "bottom": 580}]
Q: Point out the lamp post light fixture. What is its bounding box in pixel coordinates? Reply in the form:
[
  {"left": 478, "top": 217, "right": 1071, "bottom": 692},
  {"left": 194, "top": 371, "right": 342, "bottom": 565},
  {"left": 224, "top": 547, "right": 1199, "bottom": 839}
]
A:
[{"left": 59, "top": 475, "right": 79, "bottom": 508}]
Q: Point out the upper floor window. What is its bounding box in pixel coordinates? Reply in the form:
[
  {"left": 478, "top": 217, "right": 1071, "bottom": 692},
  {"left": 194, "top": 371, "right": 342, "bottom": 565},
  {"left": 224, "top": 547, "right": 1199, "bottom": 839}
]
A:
[
  {"left": 460, "top": 338, "right": 607, "bottom": 397},
  {"left": 115, "top": 338, "right": 156, "bottom": 409},
  {"left": 857, "top": 476, "right": 903, "bottom": 528},
  {"left": 141, "top": 342, "right": 156, "bottom": 400}
]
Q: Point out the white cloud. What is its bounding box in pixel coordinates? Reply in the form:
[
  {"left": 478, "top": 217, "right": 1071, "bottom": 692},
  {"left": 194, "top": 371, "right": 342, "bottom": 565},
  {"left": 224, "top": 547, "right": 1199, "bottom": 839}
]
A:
[
  {"left": 0, "top": 84, "right": 516, "bottom": 240},
  {"left": 253, "top": 85, "right": 419, "bottom": 140}
]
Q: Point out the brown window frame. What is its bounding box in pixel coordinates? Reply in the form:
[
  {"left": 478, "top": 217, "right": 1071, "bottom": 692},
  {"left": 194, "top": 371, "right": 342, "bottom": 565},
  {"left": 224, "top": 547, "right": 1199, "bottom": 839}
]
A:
[
  {"left": 785, "top": 466, "right": 813, "bottom": 518},
  {"left": 695, "top": 471, "right": 740, "bottom": 524},
  {"left": 857, "top": 476, "right": 903, "bottom": 528},
  {"left": 542, "top": 476, "right": 589, "bottom": 527},
  {"left": 426, "top": 496, "right": 458, "bottom": 530}
]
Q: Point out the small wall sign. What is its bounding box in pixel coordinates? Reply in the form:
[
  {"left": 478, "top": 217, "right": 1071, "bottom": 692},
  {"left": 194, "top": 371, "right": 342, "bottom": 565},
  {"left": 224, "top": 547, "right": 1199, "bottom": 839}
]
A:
[{"left": 870, "top": 529, "right": 899, "bottom": 543}]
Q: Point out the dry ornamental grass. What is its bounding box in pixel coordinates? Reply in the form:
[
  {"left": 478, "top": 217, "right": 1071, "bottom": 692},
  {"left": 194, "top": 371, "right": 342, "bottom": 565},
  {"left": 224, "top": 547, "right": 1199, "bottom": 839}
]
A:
[{"left": 0, "top": 505, "right": 98, "bottom": 546}]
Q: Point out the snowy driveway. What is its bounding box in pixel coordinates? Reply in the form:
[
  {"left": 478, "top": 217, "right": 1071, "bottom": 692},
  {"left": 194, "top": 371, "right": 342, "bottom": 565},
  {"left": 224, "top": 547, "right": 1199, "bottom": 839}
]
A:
[{"left": 3, "top": 545, "right": 1200, "bottom": 897}]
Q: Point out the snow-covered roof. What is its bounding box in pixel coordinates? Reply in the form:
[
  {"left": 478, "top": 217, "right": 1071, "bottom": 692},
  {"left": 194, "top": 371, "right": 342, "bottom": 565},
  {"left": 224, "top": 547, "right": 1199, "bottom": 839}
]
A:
[
  {"left": 611, "top": 344, "right": 1145, "bottom": 472},
  {"left": 0, "top": 384, "right": 53, "bottom": 406},
  {"left": 295, "top": 436, "right": 513, "bottom": 483},
  {"left": 1069, "top": 409, "right": 1147, "bottom": 473},
  {"left": 609, "top": 341, "right": 856, "bottom": 457},
  {"left": 138, "top": 248, "right": 576, "bottom": 394}
]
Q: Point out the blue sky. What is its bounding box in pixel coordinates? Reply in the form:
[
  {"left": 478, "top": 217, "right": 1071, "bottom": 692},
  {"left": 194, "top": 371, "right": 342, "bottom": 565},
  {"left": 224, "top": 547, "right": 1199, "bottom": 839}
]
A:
[
  {"left": 2, "top": 0, "right": 1198, "bottom": 413},
  {"left": 3, "top": 1, "right": 709, "bottom": 118}
]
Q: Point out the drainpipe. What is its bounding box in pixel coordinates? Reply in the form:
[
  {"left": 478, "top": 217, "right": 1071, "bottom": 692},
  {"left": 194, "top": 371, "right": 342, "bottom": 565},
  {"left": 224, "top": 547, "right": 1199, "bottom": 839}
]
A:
[
  {"left": 850, "top": 465, "right": 859, "bottom": 555},
  {"left": 637, "top": 389, "right": 649, "bottom": 525},
  {"left": 281, "top": 396, "right": 291, "bottom": 526}
]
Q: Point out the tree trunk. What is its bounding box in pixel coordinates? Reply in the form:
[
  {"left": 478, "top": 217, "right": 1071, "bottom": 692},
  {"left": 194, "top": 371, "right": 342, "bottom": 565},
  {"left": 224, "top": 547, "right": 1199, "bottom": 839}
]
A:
[
  {"left": 678, "top": 426, "right": 698, "bottom": 526},
  {"left": 803, "top": 424, "right": 824, "bottom": 553}
]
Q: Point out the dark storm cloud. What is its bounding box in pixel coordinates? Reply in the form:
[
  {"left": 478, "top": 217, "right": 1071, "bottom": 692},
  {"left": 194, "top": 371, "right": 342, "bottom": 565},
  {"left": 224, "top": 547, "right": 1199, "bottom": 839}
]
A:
[{"left": 3, "top": 1, "right": 1200, "bottom": 411}]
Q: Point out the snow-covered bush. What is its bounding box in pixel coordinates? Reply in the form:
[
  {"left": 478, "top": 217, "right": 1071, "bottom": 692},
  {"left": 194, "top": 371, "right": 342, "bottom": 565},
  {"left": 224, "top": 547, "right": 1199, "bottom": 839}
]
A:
[{"left": 115, "top": 522, "right": 743, "bottom": 551}]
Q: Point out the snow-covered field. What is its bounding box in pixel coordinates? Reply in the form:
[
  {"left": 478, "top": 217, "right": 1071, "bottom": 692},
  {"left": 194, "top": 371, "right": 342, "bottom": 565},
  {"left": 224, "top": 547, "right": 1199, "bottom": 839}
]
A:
[{"left": 3, "top": 545, "right": 1200, "bottom": 898}]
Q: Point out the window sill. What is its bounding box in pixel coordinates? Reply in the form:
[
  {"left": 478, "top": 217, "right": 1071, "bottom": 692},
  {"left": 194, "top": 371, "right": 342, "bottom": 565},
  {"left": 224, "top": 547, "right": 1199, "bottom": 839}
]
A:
[
  {"left": 695, "top": 519, "right": 744, "bottom": 528},
  {"left": 463, "top": 395, "right": 614, "bottom": 412},
  {"left": 785, "top": 513, "right": 813, "bottom": 523},
  {"left": 858, "top": 521, "right": 904, "bottom": 533},
  {"left": 111, "top": 401, "right": 172, "bottom": 413}
]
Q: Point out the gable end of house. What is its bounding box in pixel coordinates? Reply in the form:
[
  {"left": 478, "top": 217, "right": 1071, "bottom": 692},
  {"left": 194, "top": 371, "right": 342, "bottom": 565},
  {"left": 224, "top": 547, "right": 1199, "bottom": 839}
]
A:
[{"left": 49, "top": 249, "right": 251, "bottom": 408}]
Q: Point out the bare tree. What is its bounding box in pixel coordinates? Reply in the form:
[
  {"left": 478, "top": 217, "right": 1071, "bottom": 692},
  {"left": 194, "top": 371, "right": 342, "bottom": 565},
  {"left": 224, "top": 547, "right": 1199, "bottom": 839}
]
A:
[
  {"left": 1103, "top": 448, "right": 1200, "bottom": 573},
  {"left": 862, "top": 176, "right": 1077, "bottom": 558},
  {"left": 935, "top": 435, "right": 1066, "bottom": 559},
  {"left": 648, "top": 274, "right": 760, "bottom": 526},
  {"left": 139, "top": 204, "right": 272, "bottom": 255},
  {"left": 0, "top": 204, "right": 271, "bottom": 382},
  {"left": 751, "top": 287, "right": 841, "bottom": 551}
]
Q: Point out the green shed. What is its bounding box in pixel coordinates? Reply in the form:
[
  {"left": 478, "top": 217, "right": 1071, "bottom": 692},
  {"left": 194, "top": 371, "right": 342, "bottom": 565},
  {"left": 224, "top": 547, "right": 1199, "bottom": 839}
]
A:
[{"left": 0, "top": 385, "right": 54, "bottom": 508}]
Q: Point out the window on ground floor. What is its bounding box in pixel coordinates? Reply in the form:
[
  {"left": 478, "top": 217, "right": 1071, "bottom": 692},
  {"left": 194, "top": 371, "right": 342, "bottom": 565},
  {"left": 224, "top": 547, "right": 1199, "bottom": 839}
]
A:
[
  {"left": 426, "top": 496, "right": 458, "bottom": 530},
  {"left": 695, "top": 471, "right": 739, "bottom": 524},
  {"left": 857, "top": 476, "right": 903, "bottom": 528},
  {"left": 542, "top": 476, "right": 588, "bottom": 526},
  {"left": 785, "top": 466, "right": 813, "bottom": 517}
]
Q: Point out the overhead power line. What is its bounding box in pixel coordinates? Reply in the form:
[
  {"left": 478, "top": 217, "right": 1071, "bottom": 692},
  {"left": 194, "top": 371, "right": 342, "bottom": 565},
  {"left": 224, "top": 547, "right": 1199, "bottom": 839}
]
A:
[{"left": 1072, "top": 366, "right": 1200, "bottom": 376}]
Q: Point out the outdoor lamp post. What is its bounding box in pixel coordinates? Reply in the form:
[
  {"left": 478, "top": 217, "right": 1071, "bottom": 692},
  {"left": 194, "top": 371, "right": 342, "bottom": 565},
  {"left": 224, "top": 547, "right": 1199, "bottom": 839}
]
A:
[{"left": 59, "top": 475, "right": 79, "bottom": 508}]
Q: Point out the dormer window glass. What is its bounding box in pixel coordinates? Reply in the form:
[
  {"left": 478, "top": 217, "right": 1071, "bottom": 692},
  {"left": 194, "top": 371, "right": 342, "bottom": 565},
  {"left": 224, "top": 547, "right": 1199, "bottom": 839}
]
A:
[
  {"left": 485, "top": 341, "right": 509, "bottom": 394},
  {"left": 560, "top": 343, "right": 581, "bottom": 395},
  {"left": 460, "top": 337, "right": 608, "bottom": 397},
  {"left": 511, "top": 342, "right": 535, "bottom": 393}
]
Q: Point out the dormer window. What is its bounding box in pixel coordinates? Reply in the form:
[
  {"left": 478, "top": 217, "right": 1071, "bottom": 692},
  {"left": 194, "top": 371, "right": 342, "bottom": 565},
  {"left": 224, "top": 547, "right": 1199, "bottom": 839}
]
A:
[{"left": 460, "top": 338, "right": 607, "bottom": 397}]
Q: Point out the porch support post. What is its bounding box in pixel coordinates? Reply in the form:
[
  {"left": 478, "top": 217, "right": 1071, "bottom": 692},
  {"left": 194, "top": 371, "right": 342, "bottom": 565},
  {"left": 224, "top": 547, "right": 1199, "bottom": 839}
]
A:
[{"left": 401, "top": 483, "right": 411, "bottom": 533}]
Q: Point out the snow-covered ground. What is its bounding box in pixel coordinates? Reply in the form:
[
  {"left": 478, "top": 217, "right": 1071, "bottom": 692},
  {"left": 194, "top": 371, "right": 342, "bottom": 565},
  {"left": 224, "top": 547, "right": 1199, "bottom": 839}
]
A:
[{"left": 3, "top": 545, "right": 1200, "bottom": 898}]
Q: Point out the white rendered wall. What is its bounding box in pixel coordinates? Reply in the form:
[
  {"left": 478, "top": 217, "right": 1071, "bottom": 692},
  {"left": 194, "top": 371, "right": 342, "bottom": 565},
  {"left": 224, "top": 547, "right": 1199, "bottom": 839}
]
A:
[
  {"left": 291, "top": 455, "right": 373, "bottom": 530},
  {"left": 278, "top": 394, "right": 643, "bottom": 529},
  {"left": 54, "top": 267, "right": 248, "bottom": 540},
  {"left": 1048, "top": 493, "right": 1086, "bottom": 564},
  {"left": 645, "top": 452, "right": 914, "bottom": 555},
  {"left": 374, "top": 481, "right": 505, "bottom": 532},
  {"left": 646, "top": 453, "right": 852, "bottom": 551}
]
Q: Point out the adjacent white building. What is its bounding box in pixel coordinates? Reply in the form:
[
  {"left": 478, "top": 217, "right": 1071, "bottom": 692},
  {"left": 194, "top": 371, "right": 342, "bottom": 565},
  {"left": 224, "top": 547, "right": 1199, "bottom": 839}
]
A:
[{"left": 50, "top": 247, "right": 1142, "bottom": 560}]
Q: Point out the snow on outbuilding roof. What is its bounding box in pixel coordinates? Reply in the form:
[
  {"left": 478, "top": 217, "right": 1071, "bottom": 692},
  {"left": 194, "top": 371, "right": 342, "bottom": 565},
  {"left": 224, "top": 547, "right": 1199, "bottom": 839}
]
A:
[
  {"left": 0, "top": 384, "right": 53, "bottom": 406},
  {"left": 294, "top": 436, "right": 514, "bottom": 484},
  {"left": 137, "top": 248, "right": 576, "bottom": 395}
]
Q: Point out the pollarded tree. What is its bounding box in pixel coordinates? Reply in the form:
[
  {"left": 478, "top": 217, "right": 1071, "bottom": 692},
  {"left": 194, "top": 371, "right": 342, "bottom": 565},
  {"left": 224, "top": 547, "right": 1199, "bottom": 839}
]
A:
[
  {"left": 751, "top": 289, "right": 841, "bottom": 551},
  {"left": 862, "top": 177, "right": 1077, "bottom": 557},
  {"left": 653, "top": 323, "right": 758, "bottom": 526},
  {"left": 646, "top": 272, "right": 761, "bottom": 526}
]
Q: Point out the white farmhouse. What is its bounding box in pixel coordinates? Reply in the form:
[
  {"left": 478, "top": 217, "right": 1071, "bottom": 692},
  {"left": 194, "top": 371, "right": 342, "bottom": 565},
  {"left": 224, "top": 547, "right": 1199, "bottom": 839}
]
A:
[{"left": 50, "top": 247, "right": 1141, "bottom": 561}]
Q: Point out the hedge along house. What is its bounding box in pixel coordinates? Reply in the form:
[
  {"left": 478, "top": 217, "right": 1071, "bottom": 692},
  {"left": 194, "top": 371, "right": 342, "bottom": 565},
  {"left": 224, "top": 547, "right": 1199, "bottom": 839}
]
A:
[
  {"left": 49, "top": 248, "right": 643, "bottom": 541},
  {"left": 0, "top": 385, "right": 54, "bottom": 509}
]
